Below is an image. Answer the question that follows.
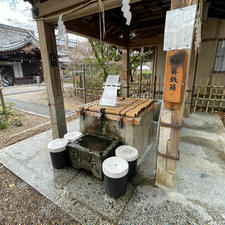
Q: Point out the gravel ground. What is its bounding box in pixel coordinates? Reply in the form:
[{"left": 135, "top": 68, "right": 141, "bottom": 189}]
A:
[{"left": 0, "top": 163, "right": 79, "bottom": 224}]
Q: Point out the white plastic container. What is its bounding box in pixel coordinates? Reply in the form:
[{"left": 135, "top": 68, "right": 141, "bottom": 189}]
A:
[
  {"left": 63, "top": 131, "right": 82, "bottom": 143},
  {"left": 115, "top": 145, "right": 138, "bottom": 180}
]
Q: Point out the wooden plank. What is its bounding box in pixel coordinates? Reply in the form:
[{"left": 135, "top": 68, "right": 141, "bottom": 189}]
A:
[
  {"left": 79, "top": 110, "right": 142, "bottom": 125},
  {"left": 37, "top": 20, "right": 67, "bottom": 139},
  {"left": 164, "top": 50, "right": 188, "bottom": 109}
]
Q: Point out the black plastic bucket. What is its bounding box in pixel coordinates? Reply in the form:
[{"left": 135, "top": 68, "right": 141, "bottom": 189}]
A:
[
  {"left": 102, "top": 156, "right": 128, "bottom": 198},
  {"left": 48, "top": 138, "right": 68, "bottom": 169},
  {"left": 115, "top": 145, "right": 138, "bottom": 180}
]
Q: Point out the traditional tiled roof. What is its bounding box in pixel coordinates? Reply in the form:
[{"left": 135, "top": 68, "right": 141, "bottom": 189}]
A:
[{"left": 0, "top": 24, "right": 39, "bottom": 52}]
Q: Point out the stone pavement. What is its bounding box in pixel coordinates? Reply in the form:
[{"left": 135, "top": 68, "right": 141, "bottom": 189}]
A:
[{"left": 0, "top": 114, "right": 224, "bottom": 223}]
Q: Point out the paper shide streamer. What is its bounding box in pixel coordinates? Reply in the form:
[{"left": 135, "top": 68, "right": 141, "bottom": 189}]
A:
[
  {"left": 57, "top": 14, "right": 69, "bottom": 51},
  {"left": 121, "top": 0, "right": 132, "bottom": 26}
]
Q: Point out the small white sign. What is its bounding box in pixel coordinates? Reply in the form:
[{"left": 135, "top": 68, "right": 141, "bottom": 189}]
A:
[{"left": 164, "top": 4, "right": 197, "bottom": 51}]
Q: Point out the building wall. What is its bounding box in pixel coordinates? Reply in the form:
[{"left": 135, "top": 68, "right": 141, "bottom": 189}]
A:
[{"left": 196, "top": 18, "right": 225, "bottom": 85}]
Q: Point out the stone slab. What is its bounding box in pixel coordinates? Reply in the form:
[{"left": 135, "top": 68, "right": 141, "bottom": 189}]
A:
[
  {"left": 26, "top": 150, "right": 79, "bottom": 189},
  {"left": 63, "top": 171, "right": 135, "bottom": 222}
]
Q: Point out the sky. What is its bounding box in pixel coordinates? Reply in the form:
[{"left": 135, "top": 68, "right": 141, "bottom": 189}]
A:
[{"left": 0, "top": 0, "right": 86, "bottom": 41}]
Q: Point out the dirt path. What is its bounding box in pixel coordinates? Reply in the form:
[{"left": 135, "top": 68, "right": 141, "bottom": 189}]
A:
[{"left": 0, "top": 163, "right": 78, "bottom": 224}]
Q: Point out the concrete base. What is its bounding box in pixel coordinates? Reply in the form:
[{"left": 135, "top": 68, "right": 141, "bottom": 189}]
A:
[
  {"left": 80, "top": 109, "right": 154, "bottom": 157},
  {"left": 80, "top": 104, "right": 159, "bottom": 181}
]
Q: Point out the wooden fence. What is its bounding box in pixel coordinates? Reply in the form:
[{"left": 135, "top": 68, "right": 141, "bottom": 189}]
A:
[
  {"left": 63, "top": 74, "right": 225, "bottom": 116},
  {"left": 63, "top": 75, "right": 164, "bottom": 103},
  {"left": 191, "top": 78, "right": 225, "bottom": 113}
]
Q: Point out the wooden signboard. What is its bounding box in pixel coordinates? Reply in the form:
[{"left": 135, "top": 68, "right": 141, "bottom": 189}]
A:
[{"left": 164, "top": 50, "right": 188, "bottom": 109}]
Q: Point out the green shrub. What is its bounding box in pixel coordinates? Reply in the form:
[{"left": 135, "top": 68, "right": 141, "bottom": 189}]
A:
[
  {"left": 0, "top": 121, "right": 8, "bottom": 130},
  {"left": 0, "top": 103, "right": 22, "bottom": 129}
]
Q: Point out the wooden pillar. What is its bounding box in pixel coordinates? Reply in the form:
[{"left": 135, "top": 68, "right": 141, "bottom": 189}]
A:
[
  {"left": 184, "top": 45, "right": 198, "bottom": 116},
  {"left": 156, "top": 0, "right": 198, "bottom": 189},
  {"left": 121, "top": 48, "right": 129, "bottom": 97},
  {"left": 37, "top": 20, "right": 67, "bottom": 139}
]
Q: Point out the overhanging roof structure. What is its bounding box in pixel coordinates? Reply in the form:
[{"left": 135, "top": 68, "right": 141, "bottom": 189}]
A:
[{"left": 26, "top": 0, "right": 225, "bottom": 48}]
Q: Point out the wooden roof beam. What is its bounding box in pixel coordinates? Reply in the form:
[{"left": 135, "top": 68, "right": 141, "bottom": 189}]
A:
[
  {"left": 128, "top": 33, "right": 164, "bottom": 48},
  {"left": 65, "top": 20, "right": 128, "bottom": 48}
]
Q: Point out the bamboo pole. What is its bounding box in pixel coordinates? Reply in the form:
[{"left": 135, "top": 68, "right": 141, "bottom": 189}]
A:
[
  {"left": 212, "top": 78, "right": 220, "bottom": 113},
  {"left": 194, "top": 79, "right": 202, "bottom": 112},
  {"left": 206, "top": 78, "right": 215, "bottom": 113},
  {"left": 200, "top": 77, "right": 210, "bottom": 112}
]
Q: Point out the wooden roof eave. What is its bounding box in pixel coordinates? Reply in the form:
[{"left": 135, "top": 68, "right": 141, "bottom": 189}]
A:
[
  {"left": 33, "top": 0, "right": 142, "bottom": 24},
  {"left": 33, "top": 0, "right": 165, "bottom": 48}
]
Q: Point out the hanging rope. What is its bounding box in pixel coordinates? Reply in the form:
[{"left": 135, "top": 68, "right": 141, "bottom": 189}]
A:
[
  {"left": 57, "top": 14, "right": 69, "bottom": 51},
  {"left": 98, "top": 0, "right": 106, "bottom": 41},
  {"left": 194, "top": 0, "right": 203, "bottom": 53}
]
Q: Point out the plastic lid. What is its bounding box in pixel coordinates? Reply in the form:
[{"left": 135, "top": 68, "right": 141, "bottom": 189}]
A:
[
  {"left": 48, "top": 138, "right": 68, "bottom": 153},
  {"left": 102, "top": 156, "right": 129, "bottom": 179},
  {"left": 64, "top": 131, "right": 82, "bottom": 142},
  {"left": 115, "top": 145, "right": 138, "bottom": 162}
]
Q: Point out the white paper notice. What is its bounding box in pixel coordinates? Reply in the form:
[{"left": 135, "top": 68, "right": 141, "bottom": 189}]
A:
[
  {"left": 99, "top": 87, "right": 118, "bottom": 107},
  {"left": 99, "top": 75, "right": 120, "bottom": 107},
  {"left": 164, "top": 4, "right": 197, "bottom": 51}
]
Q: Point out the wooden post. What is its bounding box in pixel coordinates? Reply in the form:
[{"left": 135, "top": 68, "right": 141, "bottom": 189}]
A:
[
  {"left": 37, "top": 20, "right": 67, "bottom": 139},
  {"left": 184, "top": 45, "right": 198, "bottom": 116},
  {"left": 156, "top": 0, "right": 198, "bottom": 189},
  {"left": 83, "top": 64, "right": 87, "bottom": 103},
  {"left": 0, "top": 74, "right": 6, "bottom": 114},
  {"left": 152, "top": 47, "right": 158, "bottom": 99},
  {"left": 139, "top": 47, "right": 144, "bottom": 95},
  {"left": 121, "top": 48, "right": 129, "bottom": 98}
]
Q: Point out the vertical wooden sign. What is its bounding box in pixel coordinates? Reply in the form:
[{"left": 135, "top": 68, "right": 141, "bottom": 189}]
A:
[{"left": 164, "top": 50, "right": 188, "bottom": 110}]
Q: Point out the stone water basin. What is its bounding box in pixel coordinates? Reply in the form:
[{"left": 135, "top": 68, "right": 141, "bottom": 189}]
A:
[{"left": 67, "top": 134, "right": 122, "bottom": 179}]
